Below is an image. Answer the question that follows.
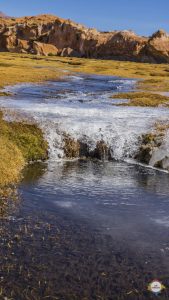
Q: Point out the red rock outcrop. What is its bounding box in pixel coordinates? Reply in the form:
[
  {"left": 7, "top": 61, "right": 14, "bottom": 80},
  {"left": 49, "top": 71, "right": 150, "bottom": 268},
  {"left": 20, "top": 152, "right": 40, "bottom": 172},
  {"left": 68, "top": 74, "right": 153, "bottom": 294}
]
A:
[
  {"left": 140, "top": 30, "right": 169, "bottom": 63},
  {"left": 0, "top": 14, "right": 169, "bottom": 63}
]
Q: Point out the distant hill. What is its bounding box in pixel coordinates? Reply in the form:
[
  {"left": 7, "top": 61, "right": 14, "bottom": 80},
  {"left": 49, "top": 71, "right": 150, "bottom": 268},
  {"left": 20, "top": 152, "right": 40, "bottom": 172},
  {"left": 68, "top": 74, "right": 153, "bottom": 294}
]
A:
[{"left": 0, "top": 11, "right": 10, "bottom": 19}]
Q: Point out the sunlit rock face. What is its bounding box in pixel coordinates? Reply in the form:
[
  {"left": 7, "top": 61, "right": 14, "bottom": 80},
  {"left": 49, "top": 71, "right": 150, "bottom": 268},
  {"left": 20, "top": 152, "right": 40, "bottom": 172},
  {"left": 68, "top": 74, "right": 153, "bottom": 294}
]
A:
[
  {"left": 0, "top": 14, "right": 169, "bottom": 63},
  {"left": 33, "top": 41, "right": 59, "bottom": 56},
  {"left": 140, "top": 30, "right": 169, "bottom": 63}
]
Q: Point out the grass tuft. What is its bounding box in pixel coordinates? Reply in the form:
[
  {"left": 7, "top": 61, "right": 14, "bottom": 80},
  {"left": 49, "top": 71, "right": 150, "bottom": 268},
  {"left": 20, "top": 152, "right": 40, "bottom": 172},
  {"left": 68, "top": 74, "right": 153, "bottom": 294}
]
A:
[
  {"left": 0, "top": 112, "right": 48, "bottom": 187},
  {"left": 111, "top": 92, "right": 169, "bottom": 107},
  {"left": 0, "top": 136, "right": 24, "bottom": 186}
]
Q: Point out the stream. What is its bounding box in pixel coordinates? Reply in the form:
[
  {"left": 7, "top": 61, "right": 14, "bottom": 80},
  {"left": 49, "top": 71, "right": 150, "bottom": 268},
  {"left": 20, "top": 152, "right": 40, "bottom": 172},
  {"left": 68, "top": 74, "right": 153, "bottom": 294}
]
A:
[{"left": 1, "top": 74, "right": 169, "bottom": 299}]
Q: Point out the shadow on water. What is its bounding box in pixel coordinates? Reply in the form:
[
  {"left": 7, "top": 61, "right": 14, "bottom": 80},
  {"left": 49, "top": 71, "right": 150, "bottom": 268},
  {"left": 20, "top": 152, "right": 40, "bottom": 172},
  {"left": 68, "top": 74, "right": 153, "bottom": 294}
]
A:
[
  {"left": 1, "top": 160, "right": 169, "bottom": 299},
  {"left": 21, "top": 162, "right": 48, "bottom": 184}
]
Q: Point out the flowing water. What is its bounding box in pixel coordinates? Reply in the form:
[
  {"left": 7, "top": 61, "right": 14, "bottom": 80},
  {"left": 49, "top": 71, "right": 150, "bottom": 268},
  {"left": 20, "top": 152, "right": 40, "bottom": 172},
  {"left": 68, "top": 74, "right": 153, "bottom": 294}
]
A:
[
  {"left": 1, "top": 74, "right": 169, "bottom": 160},
  {"left": 1, "top": 74, "right": 169, "bottom": 299}
]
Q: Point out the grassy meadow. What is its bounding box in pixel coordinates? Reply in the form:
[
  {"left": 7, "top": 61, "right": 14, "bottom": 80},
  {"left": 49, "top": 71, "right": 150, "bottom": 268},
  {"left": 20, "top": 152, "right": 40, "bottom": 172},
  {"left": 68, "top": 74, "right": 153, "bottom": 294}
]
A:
[{"left": 0, "top": 52, "right": 169, "bottom": 90}]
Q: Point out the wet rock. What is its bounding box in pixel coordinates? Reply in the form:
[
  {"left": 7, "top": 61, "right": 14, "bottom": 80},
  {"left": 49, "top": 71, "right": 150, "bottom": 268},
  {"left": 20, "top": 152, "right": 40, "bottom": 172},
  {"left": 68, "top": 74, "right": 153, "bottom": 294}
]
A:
[
  {"left": 135, "top": 124, "right": 169, "bottom": 171},
  {"left": 79, "top": 141, "right": 90, "bottom": 157},
  {"left": 90, "top": 141, "right": 112, "bottom": 160},
  {"left": 63, "top": 137, "right": 80, "bottom": 158},
  {"left": 149, "top": 146, "right": 169, "bottom": 170},
  {"left": 63, "top": 136, "right": 111, "bottom": 161},
  {"left": 155, "top": 157, "right": 169, "bottom": 170},
  {"left": 135, "top": 144, "right": 153, "bottom": 164},
  {"left": 135, "top": 133, "right": 163, "bottom": 164}
]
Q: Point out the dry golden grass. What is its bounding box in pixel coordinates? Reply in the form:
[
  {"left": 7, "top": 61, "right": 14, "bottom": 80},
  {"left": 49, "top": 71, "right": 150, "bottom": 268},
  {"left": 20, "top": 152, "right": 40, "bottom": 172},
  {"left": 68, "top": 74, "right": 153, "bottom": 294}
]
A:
[
  {"left": 0, "top": 52, "right": 169, "bottom": 91},
  {"left": 0, "top": 52, "right": 64, "bottom": 89},
  {"left": 111, "top": 92, "right": 169, "bottom": 107},
  {"left": 0, "top": 111, "right": 48, "bottom": 187},
  {"left": 0, "top": 136, "right": 24, "bottom": 186}
]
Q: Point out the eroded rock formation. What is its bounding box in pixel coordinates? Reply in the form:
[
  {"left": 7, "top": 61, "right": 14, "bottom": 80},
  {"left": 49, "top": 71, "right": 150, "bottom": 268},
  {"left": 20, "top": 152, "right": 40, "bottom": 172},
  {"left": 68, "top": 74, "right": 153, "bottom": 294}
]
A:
[{"left": 0, "top": 14, "right": 169, "bottom": 63}]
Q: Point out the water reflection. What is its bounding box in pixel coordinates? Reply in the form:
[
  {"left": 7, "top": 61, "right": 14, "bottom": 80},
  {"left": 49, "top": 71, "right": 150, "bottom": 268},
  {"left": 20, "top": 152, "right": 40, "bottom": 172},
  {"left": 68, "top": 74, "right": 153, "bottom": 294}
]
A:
[
  {"left": 20, "top": 160, "right": 169, "bottom": 251},
  {"left": 1, "top": 160, "right": 169, "bottom": 299},
  {"left": 0, "top": 187, "right": 20, "bottom": 219}
]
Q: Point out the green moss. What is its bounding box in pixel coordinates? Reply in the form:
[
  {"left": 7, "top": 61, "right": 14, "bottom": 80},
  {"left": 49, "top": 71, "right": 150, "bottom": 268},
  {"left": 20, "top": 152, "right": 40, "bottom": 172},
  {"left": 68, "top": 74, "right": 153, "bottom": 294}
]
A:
[
  {"left": 0, "top": 111, "right": 48, "bottom": 186},
  {"left": 112, "top": 92, "right": 169, "bottom": 107},
  {"left": 6, "top": 122, "right": 49, "bottom": 161},
  {"left": 0, "top": 91, "right": 12, "bottom": 97}
]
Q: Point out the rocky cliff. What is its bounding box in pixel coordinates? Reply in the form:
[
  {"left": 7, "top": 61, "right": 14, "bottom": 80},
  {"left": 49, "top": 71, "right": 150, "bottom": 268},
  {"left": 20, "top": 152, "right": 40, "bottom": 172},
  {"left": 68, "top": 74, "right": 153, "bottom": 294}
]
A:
[{"left": 0, "top": 14, "right": 169, "bottom": 63}]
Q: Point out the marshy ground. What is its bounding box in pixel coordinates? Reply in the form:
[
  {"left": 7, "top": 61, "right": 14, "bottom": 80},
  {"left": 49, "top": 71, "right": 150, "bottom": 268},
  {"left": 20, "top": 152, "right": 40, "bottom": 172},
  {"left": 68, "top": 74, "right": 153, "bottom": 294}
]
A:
[{"left": 1, "top": 52, "right": 169, "bottom": 90}]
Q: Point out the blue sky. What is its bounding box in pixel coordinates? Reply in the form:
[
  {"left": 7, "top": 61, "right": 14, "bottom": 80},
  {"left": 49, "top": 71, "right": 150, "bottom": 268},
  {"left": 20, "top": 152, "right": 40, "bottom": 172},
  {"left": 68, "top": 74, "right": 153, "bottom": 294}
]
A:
[{"left": 0, "top": 0, "right": 168, "bottom": 36}]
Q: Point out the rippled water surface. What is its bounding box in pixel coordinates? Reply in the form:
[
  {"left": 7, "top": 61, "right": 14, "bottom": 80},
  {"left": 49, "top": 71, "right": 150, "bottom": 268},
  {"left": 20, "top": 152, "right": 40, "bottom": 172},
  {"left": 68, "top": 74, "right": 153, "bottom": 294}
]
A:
[{"left": 1, "top": 74, "right": 169, "bottom": 299}]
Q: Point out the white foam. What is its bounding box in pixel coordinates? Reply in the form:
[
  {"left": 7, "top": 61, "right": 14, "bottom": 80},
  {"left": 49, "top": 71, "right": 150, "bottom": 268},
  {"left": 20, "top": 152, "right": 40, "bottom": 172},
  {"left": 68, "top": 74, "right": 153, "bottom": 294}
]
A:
[
  {"left": 152, "top": 216, "right": 169, "bottom": 227},
  {"left": 55, "top": 201, "right": 74, "bottom": 208},
  {"left": 1, "top": 76, "right": 169, "bottom": 162}
]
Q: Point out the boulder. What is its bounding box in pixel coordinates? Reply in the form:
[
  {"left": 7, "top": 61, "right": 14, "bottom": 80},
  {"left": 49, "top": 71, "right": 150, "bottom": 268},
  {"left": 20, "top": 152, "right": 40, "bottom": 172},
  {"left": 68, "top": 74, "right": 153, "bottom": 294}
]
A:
[
  {"left": 17, "top": 39, "right": 30, "bottom": 53},
  {"left": 135, "top": 133, "right": 163, "bottom": 164},
  {"left": 33, "top": 41, "right": 59, "bottom": 56},
  {"left": 135, "top": 124, "right": 169, "bottom": 171}
]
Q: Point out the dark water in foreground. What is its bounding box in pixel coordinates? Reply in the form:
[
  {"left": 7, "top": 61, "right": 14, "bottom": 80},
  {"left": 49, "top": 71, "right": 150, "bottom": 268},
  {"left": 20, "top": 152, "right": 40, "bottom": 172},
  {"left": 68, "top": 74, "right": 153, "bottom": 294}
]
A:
[{"left": 1, "top": 160, "right": 169, "bottom": 299}]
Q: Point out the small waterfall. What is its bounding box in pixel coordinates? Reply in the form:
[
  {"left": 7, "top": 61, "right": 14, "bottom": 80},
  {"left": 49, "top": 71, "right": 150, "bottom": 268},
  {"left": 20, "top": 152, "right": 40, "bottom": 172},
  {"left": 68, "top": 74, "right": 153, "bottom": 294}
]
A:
[{"left": 1, "top": 74, "right": 169, "bottom": 163}]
